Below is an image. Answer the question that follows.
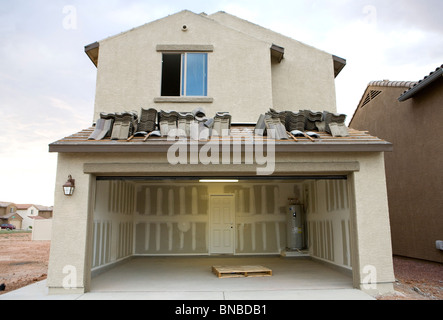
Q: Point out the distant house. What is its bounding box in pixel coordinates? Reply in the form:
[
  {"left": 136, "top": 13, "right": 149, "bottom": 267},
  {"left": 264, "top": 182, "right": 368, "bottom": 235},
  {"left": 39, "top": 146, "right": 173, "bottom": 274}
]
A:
[
  {"left": 16, "top": 204, "right": 54, "bottom": 230},
  {"left": 0, "top": 202, "right": 22, "bottom": 229},
  {"left": 350, "top": 65, "right": 443, "bottom": 263}
]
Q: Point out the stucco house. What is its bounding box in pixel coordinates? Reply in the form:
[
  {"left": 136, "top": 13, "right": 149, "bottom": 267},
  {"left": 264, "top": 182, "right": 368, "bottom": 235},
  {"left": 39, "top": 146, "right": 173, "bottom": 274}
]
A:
[
  {"left": 0, "top": 202, "right": 22, "bottom": 229},
  {"left": 47, "top": 10, "right": 395, "bottom": 296},
  {"left": 16, "top": 204, "right": 53, "bottom": 230},
  {"left": 350, "top": 65, "right": 443, "bottom": 264}
]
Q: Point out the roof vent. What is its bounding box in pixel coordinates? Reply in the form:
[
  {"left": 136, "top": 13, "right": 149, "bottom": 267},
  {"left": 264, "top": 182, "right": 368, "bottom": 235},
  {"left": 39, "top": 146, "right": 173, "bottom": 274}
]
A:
[{"left": 361, "top": 90, "right": 382, "bottom": 108}]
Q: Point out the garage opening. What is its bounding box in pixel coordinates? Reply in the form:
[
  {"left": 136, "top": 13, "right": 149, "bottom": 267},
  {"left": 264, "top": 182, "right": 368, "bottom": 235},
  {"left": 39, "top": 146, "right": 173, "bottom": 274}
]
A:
[{"left": 90, "top": 176, "right": 352, "bottom": 279}]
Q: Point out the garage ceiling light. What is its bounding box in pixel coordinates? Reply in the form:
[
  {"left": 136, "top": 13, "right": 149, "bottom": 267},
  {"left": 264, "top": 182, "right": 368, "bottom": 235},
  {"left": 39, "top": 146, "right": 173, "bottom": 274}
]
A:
[{"left": 199, "top": 179, "right": 239, "bottom": 183}]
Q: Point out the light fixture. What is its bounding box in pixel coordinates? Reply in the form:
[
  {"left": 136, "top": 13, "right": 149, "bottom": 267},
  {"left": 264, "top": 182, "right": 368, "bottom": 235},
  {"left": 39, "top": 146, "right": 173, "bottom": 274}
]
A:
[
  {"left": 63, "top": 175, "right": 75, "bottom": 196},
  {"left": 199, "top": 179, "right": 239, "bottom": 183}
]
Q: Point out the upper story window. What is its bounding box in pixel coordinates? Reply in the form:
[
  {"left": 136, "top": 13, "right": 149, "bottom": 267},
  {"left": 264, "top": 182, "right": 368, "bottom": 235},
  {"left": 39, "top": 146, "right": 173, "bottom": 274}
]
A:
[{"left": 161, "top": 53, "right": 208, "bottom": 97}]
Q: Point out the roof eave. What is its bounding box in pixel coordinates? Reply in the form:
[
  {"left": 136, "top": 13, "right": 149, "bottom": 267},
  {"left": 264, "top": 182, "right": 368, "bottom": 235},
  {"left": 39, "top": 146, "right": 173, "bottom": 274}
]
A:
[
  {"left": 271, "top": 44, "right": 285, "bottom": 63},
  {"left": 398, "top": 68, "right": 443, "bottom": 102},
  {"left": 49, "top": 141, "right": 393, "bottom": 154},
  {"left": 333, "top": 55, "right": 346, "bottom": 78},
  {"left": 85, "top": 42, "right": 99, "bottom": 67}
]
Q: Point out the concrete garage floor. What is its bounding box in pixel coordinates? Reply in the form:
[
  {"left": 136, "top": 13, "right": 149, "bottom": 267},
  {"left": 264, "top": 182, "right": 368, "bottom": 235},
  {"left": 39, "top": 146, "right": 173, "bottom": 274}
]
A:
[
  {"left": 0, "top": 256, "right": 375, "bottom": 300},
  {"left": 86, "top": 256, "right": 374, "bottom": 300}
]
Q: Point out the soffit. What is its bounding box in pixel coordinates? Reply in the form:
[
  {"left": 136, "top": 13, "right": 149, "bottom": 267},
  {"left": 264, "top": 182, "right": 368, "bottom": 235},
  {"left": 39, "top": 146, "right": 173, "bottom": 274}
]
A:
[{"left": 85, "top": 42, "right": 99, "bottom": 67}]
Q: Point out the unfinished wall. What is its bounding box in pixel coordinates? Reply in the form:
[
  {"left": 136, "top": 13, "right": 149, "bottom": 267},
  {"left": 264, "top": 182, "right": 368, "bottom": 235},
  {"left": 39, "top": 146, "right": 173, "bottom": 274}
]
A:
[
  {"left": 92, "top": 180, "right": 310, "bottom": 262},
  {"left": 132, "top": 181, "right": 290, "bottom": 255},
  {"left": 91, "top": 178, "right": 352, "bottom": 269},
  {"left": 92, "top": 180, "right": 135, "bottom": 269},
  {"left": 305, "top": 180, "right": 351, "bottom": 269}
]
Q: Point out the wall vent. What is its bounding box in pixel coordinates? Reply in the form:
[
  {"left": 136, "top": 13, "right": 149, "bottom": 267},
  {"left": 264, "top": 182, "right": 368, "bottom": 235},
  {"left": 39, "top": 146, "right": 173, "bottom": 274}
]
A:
[{"left": 361, "top": 90, "right": 382, "bottom": 108}]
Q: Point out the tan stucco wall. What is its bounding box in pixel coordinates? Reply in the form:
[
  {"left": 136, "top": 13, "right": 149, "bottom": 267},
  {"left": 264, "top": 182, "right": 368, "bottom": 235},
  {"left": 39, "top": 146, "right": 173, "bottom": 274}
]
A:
[
  {"left": 48, "top": 151, "right": 394, "bottom": 295},
  {"left": 92, "top": 11, "right": 337, "bottom": 124},
  {"left": 47, "top": 154, "right": 94, "bottom": 294},
  {"left": 350, "top": 82, "right": 443, "bottom": 264},
  {"left": 349, "top": 152, "right": 395, "bottom": 294},
  {"left": 209, "top": 12, "right": 338, "bottom": 113},
  {"left": 32, "top": 219, "right": 53, "bottom": 241},
  {"left": 0, "top": 204, "right": 17, "bottom": 217}
]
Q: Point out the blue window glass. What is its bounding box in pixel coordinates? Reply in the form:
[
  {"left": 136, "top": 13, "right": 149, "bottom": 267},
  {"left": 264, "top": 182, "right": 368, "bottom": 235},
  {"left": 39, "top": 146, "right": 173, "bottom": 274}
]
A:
[
  {"left": 181, "top": 54, "right": 186, "bottom": 96},
  {"left": 184, "top": 53, "right": 207, "bottom": 96},
  {"left": 161, "top": 53, "right": 208, "bottom": 97}
]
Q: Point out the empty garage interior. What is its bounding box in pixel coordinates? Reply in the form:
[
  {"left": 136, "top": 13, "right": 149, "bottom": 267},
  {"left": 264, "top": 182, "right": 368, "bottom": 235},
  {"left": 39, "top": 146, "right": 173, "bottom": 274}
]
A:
[{"left": 89, "top": 176, "right": 354, "bottom": 291}]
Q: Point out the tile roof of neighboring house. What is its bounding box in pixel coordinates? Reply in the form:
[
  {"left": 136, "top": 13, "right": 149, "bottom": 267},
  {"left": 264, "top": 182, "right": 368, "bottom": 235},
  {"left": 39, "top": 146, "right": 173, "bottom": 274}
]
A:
[
  {"left": 398, "top": 64, "right": 443, "bottom": 101},
  {"left": 49, "top": 124, "right": 392, "bottom": 154},
  {"left": 29, "top": 216, "right": 47, "bottom": 220},
  {"left": 0, "top": 202, "right": 14, "bottom": 208},
  {"left": 34, "top": 205, "right": 53, "bottom": 212},
  {"left": 368, "top": 80, "right": 418, "bottom": 88},
  {"left": 0, "top": 212, "right": 21, "bottom": 220},
  {"left": 349, "top": 80, "right": 418, "bottom": 125},
  {"left": 16, "top": 204, "right": 33, "bottom": 210}
]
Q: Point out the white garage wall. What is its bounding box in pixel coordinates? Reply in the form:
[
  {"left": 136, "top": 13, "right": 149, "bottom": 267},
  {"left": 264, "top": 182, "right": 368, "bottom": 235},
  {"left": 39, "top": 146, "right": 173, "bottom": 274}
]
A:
[{"left": 305, "top": 180, "right": 352, "bottom": 269}]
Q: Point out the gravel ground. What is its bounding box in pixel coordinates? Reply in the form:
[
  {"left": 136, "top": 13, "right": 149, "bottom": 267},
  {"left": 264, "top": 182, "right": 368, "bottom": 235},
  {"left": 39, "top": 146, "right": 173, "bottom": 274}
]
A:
[
  {"left": 377, "top": 256, "right": 443, "bottom": 300},
  {"left": 1, "top": 233, "right": 441, "bottom": 299}
]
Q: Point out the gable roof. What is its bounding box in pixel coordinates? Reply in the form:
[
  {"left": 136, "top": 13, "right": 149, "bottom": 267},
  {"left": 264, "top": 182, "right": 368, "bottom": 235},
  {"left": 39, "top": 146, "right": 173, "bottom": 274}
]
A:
[
  {"left": 85, "top": 10, "right": 270, "bottom": 68},
  {"left": 349, "top": 80, "right": 417, "bottom": 125},
  {"left": 398, "top": 64, "right": 443, "bottom": 102},
  {"left": 34, "top": 205, "right": 53, "bottom": 212},
  {"left": 16, "top": 204, "right": 33, "bottom": 210},
  {"left": 0, "top": 212, "right": 21, "bottom": 220},
  {"left": 208, "top": 11, "right": 346, "bottom": 77},
  {"left": 84, "top": 10, "right": 346, "bottom": 76},
  {"left": 356, "top": 80, "right": 417, "bottom": 109},
  {"left": 0, "top": 202, "right": 15, "bottom": 208}
]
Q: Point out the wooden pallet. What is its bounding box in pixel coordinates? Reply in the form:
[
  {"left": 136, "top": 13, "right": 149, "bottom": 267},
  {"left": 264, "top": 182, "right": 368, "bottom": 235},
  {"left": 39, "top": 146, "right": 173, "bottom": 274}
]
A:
[{"left": 212, "top": 265, "right": 272, "bottom": 278}]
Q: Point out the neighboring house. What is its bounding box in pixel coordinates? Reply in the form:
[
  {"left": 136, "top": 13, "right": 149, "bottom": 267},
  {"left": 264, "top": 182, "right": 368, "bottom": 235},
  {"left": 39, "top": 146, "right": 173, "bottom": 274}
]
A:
[
  {"left": 0, "top": 202, "right": 22, "bottom": 229},
  {"left": 47, "top": 10, "right": 395, "bottom": 296},
  {"left": 33, "top": 205, "right": 54, "bottom": 219},
  {"left": 350, "top": 65, "right": 443, "bottom": 264},
  {"left": 16, "top": 204, "right": 54, "bottom": 230}
]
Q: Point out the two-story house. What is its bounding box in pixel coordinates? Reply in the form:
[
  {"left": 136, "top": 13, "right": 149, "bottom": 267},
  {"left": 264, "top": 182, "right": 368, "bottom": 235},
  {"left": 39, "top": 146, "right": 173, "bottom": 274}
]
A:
[
  {"left": 47, "top": 10, "right": 395, "bottom": 297},
  {"left": 0, "top": 202, "right": 22, "bottom": 229},
  {"left": 16, "top": 204, "right": 54, "bottom": 230}
]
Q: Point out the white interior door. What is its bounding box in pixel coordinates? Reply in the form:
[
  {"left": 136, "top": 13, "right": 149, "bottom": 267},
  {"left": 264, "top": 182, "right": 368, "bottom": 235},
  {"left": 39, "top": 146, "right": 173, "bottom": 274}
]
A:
[{"left": 210, "top": 195, "right": 235, "bottom": 254}]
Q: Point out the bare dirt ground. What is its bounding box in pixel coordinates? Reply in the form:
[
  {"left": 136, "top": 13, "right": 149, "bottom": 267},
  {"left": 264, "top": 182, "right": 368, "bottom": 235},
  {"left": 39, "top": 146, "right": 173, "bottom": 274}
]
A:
[
  {"left": 0, "top": 232, "right": 442, "bottom": 299},
  {"left": 0, "top": 232, "right": 50, "bottom": 295},
  {"left": 377, "top": 255, "right": 443, "bottom": 300}
]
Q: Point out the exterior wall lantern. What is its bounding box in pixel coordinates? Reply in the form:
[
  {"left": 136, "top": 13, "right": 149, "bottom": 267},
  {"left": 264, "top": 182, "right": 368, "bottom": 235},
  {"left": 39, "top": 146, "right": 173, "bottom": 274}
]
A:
[{"left": 63, "top": 175, "right": 75, "bottom": 196}]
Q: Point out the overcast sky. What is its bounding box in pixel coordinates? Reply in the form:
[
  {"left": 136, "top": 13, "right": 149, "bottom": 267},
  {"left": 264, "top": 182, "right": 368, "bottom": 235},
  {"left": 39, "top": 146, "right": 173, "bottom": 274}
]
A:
[{"left": 0, "top": 0, "right": 442, "bottom": 206}]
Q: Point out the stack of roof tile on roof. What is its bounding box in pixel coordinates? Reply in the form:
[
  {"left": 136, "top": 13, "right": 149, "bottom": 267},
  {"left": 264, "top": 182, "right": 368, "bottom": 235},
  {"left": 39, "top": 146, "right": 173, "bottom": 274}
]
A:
[
  {"left": 256, "top": 108, "right": 349, "bottom": 139},
  {"left": 89, "top": 107, "right": 234, "bottom": 141}
]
